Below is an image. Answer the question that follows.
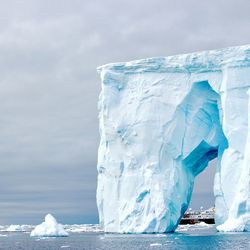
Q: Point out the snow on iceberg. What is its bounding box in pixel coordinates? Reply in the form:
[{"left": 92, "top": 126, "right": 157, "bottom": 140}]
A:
[
  {"left": 30, "top": 214, "right": 68, "bottom": 237},
  {"left": 97, "top": 45, "right": 250, "bottom": 233}
]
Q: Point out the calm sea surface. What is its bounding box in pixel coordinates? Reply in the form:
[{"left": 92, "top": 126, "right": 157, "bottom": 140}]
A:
[{"left": 0, "top": 225, "right": 249, "bottom": 250}]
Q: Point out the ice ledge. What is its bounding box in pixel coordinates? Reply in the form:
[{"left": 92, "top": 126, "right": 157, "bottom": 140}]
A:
[{"left": 97, "top": 45, "right": 250, "bottom": 74}]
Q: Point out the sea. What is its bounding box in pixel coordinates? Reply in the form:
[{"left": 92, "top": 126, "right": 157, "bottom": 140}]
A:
[{"left": 0, "top": 223, "right": 249, "bottom": 250}]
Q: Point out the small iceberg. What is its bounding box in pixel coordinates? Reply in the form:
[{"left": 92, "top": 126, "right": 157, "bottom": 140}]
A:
[
  {"left": 30, "top": 214, "right": 68, "bottom": 237},
  {"left": 6, "top": 225, "right": 23, "bottom": 232}
]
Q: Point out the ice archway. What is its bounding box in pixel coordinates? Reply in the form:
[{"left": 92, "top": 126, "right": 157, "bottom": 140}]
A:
[{"left": 97, "top": 45, "right": 250, "bottom": 233}]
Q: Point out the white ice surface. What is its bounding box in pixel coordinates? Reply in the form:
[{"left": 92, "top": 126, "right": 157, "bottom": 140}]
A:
[
  {"left": 0, "top": 224, "right": 32, "bottom": 232},
  {"left": 64, "top": 224, "right": 102, "bottom": 233},
  {"left": 0, "top": 223, "right": 101, "bottom": 234},
  {"left": 6, "top": 225, "right": 23, "bottom": 232}
]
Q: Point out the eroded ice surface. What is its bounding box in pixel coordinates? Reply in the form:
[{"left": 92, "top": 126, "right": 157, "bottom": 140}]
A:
[
  {"left": 30, "top": 214, "right": 68, "bottom": 237},
  {"left": 97, "top": 45, "right": 250, "bottom": 233}
]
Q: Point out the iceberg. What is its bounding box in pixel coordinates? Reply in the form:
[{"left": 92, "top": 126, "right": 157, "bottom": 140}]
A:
[
  {"left": 30, "top": 214, "right": 68, "bottom": 237},
  {"left": 6, "top": 225, "right": 23, "bottom": 232},
  {"left": 97, "top": 45, "right": 250, "bottom": 233}
]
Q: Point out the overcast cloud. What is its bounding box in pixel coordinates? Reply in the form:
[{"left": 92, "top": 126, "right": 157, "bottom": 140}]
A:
[{"left": 0, "top": 0, "right": 250, "bottom": 224}]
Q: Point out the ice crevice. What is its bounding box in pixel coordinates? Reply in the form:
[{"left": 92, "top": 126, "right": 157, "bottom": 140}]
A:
[{"left": 97, "top": 45, "right": 250, "bottom": 233}]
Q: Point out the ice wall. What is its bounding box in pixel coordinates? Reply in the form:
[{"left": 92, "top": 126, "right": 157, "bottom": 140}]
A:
[{"left": 97, "top": 45, "right": 250, "bottom": 233}]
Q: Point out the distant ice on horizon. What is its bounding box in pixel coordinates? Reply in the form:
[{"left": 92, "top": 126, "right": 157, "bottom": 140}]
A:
[
  {"left": 6, "top": 225, "right": 23, "bottom": 232},
  {"left": 0, "top": 223, "right": 102, "bottom": 234}
]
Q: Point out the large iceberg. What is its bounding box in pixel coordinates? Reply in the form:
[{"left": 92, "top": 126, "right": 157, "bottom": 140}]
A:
[{"left": 97, "top": 45, "right": 250, "bottom": 233}]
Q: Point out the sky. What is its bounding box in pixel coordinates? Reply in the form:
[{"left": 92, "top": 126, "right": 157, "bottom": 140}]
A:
[{"left": 0, "top": 0, "right": 250, "bottom": 224}]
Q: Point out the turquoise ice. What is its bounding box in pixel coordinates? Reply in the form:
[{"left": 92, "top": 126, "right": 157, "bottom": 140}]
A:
[{"left": 97, "top": 45, "right": 250, "bottom": 233}]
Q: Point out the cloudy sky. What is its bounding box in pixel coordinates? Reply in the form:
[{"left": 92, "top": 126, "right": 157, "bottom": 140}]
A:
[{"left": 0, "top": 0, "right": 250, "bottom": 224}]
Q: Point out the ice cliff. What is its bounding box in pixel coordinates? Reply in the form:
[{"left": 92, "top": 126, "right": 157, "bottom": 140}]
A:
[{"left": 97, "top": 45, "right": 250, "bottom": 233}]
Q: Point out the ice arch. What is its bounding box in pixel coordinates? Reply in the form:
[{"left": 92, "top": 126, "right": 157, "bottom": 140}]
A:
[
  {"left": 174, "top": 81, "right": 227, "bottom": 178},
  {"left": 97, "top": 45, "right": 250, "bottom": 233}
]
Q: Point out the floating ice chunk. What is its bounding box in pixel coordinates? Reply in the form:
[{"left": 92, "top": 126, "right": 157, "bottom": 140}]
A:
[
  {"left": 30, "top": 214, "right": 68, "bottom": 237},
  {"left": 1, "top": 224, "right": 34, "bottom": 232},
  {"left": 216, "top": 217, "right": 246, "bottom": 232},
  {"left": 6, "top": 225, "right": 23, "bottom": 232},
  {"left": 64, "top": 224, "right": 102, "bottom": 233},
  {"left": 150, "top": 243, "right": 162, "bottom": 247}
]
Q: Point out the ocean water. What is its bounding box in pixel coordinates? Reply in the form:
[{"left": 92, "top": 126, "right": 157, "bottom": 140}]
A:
[{"left": 0, "top": 224, "right": 249, "bottom": 250}]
